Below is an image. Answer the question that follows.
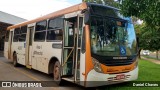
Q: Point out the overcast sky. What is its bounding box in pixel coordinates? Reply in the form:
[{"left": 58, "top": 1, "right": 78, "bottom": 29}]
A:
[{"left": 0, "top": 0, "right": 81, "bottom": 20}]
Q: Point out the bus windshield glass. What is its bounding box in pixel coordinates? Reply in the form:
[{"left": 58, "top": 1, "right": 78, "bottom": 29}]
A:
[{"left": 90, "top": 16, "right": 137, "bottom": 56}]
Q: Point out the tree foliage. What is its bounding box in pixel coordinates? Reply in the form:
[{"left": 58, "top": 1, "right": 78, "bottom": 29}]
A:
[
  {"left": 121, "top": 0, "right": 160, "bottom": 30},
  {"left": 135, "top": 23, "right": 160, "bottom": 59},
  {"left": 121, "top": 0, "right": 160, "bottom": 58},
  {"left": 83, "top": 0, "right": 120, "bottom": 8}
]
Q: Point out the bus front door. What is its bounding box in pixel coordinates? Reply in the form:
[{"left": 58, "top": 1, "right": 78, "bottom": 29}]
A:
[{"left": 62, "top": 16, "right": 83, "bottom": 82}]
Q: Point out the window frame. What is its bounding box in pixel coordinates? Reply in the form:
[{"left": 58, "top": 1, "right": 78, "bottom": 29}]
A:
[
  {"left": 13, "top": 27, "right": 21, "bottom": 42},
  {"left": 46, "top": 17, "right": 63, "bottom": 42},
  {"left": 19, "top": 25, "right": 27, "bottom": 42},
  {"left": 34, "top": 20, "right": 47, "bottom": 42}
]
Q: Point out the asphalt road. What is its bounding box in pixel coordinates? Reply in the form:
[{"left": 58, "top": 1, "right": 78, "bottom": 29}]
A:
[{"left": 0, "top": 57, "right": 87, "bottom": 90}]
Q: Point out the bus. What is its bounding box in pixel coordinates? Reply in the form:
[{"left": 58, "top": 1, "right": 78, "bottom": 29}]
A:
[{"left": 4, "top": 2, "right": 138, "bottom": 87}]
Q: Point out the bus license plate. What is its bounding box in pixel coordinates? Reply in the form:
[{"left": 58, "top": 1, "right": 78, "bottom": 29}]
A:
[{"left": 116, "top": 74, "right": 125, "bottom": 80}]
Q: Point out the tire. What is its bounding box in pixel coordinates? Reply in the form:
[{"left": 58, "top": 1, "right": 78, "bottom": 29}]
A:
[
  {"left": 53, "top": 61, "right": 61, "bottom": 85},
  {"left": 13, "top": 53, "right": 18, "bottom": 67}
]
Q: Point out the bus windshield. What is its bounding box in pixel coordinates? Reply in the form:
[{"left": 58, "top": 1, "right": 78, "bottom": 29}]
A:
[{"left": 90, "top": 16, "right": 137, "bottom": 56}]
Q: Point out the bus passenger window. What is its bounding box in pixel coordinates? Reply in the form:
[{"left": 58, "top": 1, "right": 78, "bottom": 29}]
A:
[
  {"left": 47, "top": 29, "right": 63, "bottom": 41},
  {"left": 19, "top": 26, "right": 27, "bottom": 42},
  {"left": 13, "top": 28, "right": 20, "bottom": 42},
  {"left": 47, "top": 17, "right": 63, "bottom": 41},
  {"left": 34, "top": 20, "right": 47, "bottom": 41},
  {"left": 36, "top": 21, "right": 47, "bottom": 31}
]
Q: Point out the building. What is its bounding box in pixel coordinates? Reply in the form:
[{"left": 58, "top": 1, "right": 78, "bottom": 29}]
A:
[{"left": 0, "top": 11, "right": 26, "bottom": 51}]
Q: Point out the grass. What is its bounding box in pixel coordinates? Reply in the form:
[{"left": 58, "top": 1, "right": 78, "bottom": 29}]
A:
[
  {"left": 137, "top": 59, "right": 160, "bottom": 81},
  {"left": 98, "top": 59, "right": 160, "bottom": 90}
]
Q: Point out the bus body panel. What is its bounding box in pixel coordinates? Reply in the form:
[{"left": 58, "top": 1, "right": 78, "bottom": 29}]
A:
[
  {"left": 4, "top": 42, "right": 8, "bottom": 59},
  {"left": 31, "top": 42, "right": 62, "bottom": 73},
  {"left": 86, "top": 67, "right": 138, "bottom": 87},
  {"left": 79, "top": 52, "right": 86, "bottom": 85},
  {"left": 12, "top": 42, "right": 26, "bottom": 65},
  {"left": 25, "top": 23, "right": 36, "bottom": 66},
  {"left": 4, "top": 29, "right": 14, "bottom": 60}
]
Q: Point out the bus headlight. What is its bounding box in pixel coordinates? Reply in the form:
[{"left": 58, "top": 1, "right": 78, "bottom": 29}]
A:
[
  {"left": 133, "top": 57, "right": 138, "bottom": 69},
  {"left": 134, "top": 60, "right": 138, "bottom": 69},
  {"left": 92, "top": 58, "right": 103, "bottom": 73}
]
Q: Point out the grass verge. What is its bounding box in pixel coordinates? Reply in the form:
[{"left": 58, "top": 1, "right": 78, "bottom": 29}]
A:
[{"left": 98, "top": 59, "right": 160, "bottom": 90}]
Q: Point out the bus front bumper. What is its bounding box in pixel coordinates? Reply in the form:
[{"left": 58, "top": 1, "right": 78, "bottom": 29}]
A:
[{"left": 85, "top": 67, "right": 138, "bottom": 87}]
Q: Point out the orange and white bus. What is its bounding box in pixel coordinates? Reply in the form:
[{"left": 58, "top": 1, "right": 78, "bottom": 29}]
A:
[{"left": 4, "top": 2, "right": 138, "bottom": 87}]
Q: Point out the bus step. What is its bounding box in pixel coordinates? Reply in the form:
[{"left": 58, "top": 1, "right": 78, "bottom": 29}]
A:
[{"left": 26, "top": 65, "right": 32, "bottom": 69}]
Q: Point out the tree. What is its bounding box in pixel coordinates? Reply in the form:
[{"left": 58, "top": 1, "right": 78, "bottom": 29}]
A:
[
  {"left": 135, "top": 23, "right": 160, "bottom": 59},
  {"left": 142, "top": 27, "right": 160, "bottom": 59},
  {"left": 120, "top": 0, "right": 160, "bottom": 30},
  {"left": 83, "top": 0, "right": 120, "bottom": 8},
  {"left": 120, "top": 0, "right": 160, "bottom": 59}
]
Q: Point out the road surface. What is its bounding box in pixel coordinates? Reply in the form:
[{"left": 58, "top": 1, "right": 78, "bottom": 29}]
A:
[{"left": 0, "top": 57, "right": 87, "bottom": 90}]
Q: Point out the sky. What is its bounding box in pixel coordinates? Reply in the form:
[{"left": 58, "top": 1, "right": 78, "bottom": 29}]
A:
[{"left": 0, "top": 0, "right": 82, "bottom": 20}]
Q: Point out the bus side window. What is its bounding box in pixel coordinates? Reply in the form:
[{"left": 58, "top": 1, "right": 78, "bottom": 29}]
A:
[
  {"left": 47, "top": 17, "right": 63, "bottom": 41},
  {"left": 19, "top": 26, "right": 27, "bottom": 42},
  {"left": 34, "top": 20, "right": 47, "bottom": 42},
  {"left": 13, "top": 28, "right": 20, "bottom": 42}
]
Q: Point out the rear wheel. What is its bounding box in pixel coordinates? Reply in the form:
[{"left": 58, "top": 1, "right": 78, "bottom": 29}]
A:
[
  {"left": 53, "top": 61, "right": 61, "bottom": 84},
  {"left": 13, "top": 53, "right": 18, "bottom": 67}
]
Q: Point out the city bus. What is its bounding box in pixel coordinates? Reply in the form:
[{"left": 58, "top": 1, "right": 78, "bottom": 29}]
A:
[{"left": 4, "top": 2, "right": 138, "bottom": 87}]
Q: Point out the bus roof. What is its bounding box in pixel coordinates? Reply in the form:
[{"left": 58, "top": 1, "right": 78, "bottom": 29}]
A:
[
  {"left": 7, "top": 2, "right": 87, "bottom": 30},
  {"left": 88, "top": 2, "right": 119, "bottom": 11}
]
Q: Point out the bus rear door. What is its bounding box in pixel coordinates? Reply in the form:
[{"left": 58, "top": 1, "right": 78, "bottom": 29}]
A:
[
  {"left": 25, "top": 26, "right": 34, "bottom": 68},
  {"left": 8, "top": 31, "right": 13, "bottom": 59}
]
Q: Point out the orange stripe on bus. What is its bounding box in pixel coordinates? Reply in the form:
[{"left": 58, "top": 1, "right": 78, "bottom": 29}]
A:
[
  {"left": 85, "top": 25, "right": 94, "bottom": 81},
  {"left": 101, "top": 60, "right": 137, "bottom": 74},
  {"left": 7, "top": 2, "right": 87, "bottom": 30}
]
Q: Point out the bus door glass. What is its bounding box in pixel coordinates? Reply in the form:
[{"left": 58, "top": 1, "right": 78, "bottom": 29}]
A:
[
  {"left": 62, "top": 15, "right": 83, "bottom": 82},
  {"left": 26, "top": 26, "right": 34, "bottom": 67},
  {"left": 74, "top": 15, "right": 83, "bottom": 81},
  {"left": 62, "top": 17, "right": 76, "bottom": 77}
]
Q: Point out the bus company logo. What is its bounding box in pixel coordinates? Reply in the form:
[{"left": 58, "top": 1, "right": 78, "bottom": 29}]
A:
[
  {"left": 113, "top": 57, "right": 127, "bottom": 59},
  {"left": 2, "top": 82, "right": 11, "bottom": 87}
]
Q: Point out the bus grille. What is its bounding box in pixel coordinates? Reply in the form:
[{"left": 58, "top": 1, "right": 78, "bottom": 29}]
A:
[{"left": 102, "top": 59, "right": 135, "bottom": 66}]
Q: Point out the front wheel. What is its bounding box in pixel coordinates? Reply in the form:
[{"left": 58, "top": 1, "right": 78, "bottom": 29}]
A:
[{"left": 53, "top": 61, "right": 61, "bottom": 85}]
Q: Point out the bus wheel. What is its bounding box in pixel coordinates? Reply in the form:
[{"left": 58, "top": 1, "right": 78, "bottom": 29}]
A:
[
  {"left": 13, "top": 53, "right": 18, "bottom": 67},
  {"left": 53, "top": 61, "right": 61, "bottom": 84}
]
